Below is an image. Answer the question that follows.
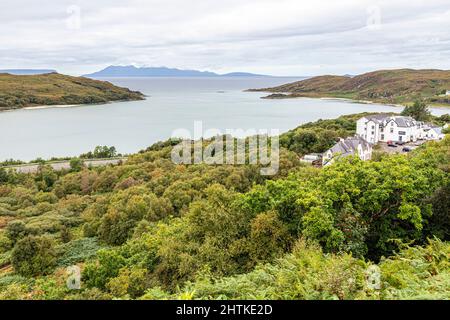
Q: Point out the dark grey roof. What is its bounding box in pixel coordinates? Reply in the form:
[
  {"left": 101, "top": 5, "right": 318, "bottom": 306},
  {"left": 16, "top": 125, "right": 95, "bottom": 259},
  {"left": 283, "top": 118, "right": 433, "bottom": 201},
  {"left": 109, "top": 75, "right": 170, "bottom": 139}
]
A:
[
  {"left": 394, "top": 116, "right": 416, "bottom": 127},
  {"left": 425, "top": 122, "right": 441, "bottom": 129},
  {"left": 329, "top": 136, "right": 371, "bottom": 156},
  {"left": 364, "top": 115, "right": 419, "bottom": 127},
  {"left": 366, "top": 114, "right": 390, "bottom": 121},
  {"left": 365, "top": 114, "right": 389, "bottom": 124}
]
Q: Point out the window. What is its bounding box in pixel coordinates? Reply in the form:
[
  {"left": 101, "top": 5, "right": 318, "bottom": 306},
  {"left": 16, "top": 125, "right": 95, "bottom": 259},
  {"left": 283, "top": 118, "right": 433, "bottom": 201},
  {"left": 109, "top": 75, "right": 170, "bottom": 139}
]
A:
[
  {"left": 381, "top": 134, "right": 385, "bottom": 140},
  {"left": 381, "top": 128, "right": 384, "bottom": 133},
  {"left": 399, "top": 131, "right": 406, "bottom": 135},
  {"left": 371, "top": 131, "right": 374, "bottom": 135},
  {"left": 371, "top": 125, "right": 375, "bottom": 129},
  {"left": 390, "top": 128, "right": 394, "bottom": 133}
]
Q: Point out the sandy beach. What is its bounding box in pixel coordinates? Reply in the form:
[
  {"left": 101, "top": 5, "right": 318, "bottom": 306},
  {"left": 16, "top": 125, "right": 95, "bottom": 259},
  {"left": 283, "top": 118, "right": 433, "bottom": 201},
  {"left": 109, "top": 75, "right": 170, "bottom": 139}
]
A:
[{"left": 23, "top": 104, "right": 81, "bottom": 110}]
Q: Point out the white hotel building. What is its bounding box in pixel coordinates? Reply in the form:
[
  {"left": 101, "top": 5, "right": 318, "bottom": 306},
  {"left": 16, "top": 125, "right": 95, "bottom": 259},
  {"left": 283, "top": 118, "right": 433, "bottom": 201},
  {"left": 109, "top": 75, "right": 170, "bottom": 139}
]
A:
[{"left": 356, "top": 115, "right": 427, "bottom": 144}]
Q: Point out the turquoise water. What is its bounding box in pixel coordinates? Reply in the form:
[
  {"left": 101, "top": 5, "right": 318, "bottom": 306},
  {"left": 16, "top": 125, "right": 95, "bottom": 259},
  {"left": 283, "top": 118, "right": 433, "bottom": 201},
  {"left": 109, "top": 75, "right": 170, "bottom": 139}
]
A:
[{"left": 0, "top": 77, "right": 447, "bottom": 161}]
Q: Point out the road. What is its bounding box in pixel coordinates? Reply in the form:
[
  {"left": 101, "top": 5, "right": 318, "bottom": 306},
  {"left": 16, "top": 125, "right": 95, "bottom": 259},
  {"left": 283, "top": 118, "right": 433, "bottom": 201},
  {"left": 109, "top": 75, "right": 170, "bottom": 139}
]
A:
[{"left": 2, "top": 158, "right": 127, "bottom": 174}]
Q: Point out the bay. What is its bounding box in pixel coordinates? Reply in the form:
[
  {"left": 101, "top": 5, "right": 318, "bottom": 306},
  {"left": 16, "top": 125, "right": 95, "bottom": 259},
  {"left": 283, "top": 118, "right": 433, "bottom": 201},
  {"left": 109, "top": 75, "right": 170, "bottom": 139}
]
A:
[{"left": 0, "top": 77, "right": 447, "bottom": 161}]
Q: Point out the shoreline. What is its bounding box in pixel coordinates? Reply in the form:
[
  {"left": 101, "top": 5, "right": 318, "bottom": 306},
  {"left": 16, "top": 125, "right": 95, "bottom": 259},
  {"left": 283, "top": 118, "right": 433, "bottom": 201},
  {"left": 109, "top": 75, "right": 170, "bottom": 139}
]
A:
[
  {"left": 317, "top": 97, "right": 405, "bottom": 108},
  {"left": 257, "top": 92, "right": 407, "bottom": 108},
  {"left": 0, "top": 98, "right": 146, "bottom": 113},
  {"left": 0, "top": 104, "right": 88, "bottom": 113},
  {"left": 23, "top": 104, "right": 81, "bottom": 110},
  {"left": 258, "top": 92, "right": 450, "bottom": 109}
]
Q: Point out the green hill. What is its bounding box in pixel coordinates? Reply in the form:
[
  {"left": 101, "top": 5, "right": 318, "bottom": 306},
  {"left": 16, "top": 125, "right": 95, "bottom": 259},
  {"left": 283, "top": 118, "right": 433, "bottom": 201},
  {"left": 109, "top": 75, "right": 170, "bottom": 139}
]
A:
[
  {"left": 249, "top": 69, "right": 450, "bottom": 106},
  {"left": 0, "top": 73, "right": 144, "bottom": 110}
]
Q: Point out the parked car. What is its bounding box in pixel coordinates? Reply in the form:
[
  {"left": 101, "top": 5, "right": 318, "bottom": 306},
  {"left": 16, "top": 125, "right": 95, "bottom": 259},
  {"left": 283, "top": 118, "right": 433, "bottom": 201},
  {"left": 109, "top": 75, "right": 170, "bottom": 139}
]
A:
[
  {"left": 387, "top": 141, "right": 398, "bottom": 147},
  {"left": 402, "top": 147, "right": 412, "bottom": 152},
  {"left": 395, "top": 141, "right": 406, "bottom": 146}
]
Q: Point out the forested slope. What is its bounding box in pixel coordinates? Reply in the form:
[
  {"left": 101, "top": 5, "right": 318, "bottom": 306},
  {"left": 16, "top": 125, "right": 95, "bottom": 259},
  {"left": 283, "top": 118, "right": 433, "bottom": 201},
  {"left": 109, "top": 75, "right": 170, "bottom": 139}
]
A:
[{"left": 0, "top": 113, "right": 448, "bottom": 300}]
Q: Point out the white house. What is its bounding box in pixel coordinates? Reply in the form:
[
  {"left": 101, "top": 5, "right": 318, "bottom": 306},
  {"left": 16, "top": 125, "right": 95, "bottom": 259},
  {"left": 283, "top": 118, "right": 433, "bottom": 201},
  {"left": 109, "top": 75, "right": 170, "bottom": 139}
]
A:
[
  {"left": 446, "top": 90, "right": 450, "bottom": 96},
  {"left": 300, "top": 153, "right": 322, "bottom": 164},
  {"left": 322, "top": 136, "right": 372, "bottom": 166},
  {"left": 423, "top": 125, "right": 445, "bottom": 140},
  {"left": 356, "top": 115, "right": 426, "bottom": 144},
  {"left": 356, "top": 114, "right": 447, "bottom": 143}
]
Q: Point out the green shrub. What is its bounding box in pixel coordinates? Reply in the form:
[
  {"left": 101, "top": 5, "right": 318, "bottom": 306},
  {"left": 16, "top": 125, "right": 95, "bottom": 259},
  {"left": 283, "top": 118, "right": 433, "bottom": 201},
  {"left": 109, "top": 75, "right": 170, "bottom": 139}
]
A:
[
  {"left": 0, "top": 274, "right": 31, "bottom": 289},
  {"left": 106, "top": 267, "right": 149, "bottom": 298},
  {"left": 379, "top": 239, "right": 450, "bottom": 300},
  {"left": 83, "top": 249, "right": 127, "bottom": 289},
  {"left": 57, "top": 237, "right": 101, "bottom": 267},
  {"left": 0, "top": 233, "right": 13, "bottom": 253},
  {"left": 69, "top": 158, "right": 84, "bottom": 172},
  {"left": 5, "top": 220, "right": 28, "bottom": 244},
  {"left": 11, "top": 235, "right": 57, "bottom": 277}
]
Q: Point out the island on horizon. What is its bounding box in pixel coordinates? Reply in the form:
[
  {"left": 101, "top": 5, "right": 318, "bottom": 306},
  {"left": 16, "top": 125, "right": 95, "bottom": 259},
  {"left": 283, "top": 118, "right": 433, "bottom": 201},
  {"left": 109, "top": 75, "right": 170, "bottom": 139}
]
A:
[{"left": 83, "top": 65, "right": 274, "bottom": 78}]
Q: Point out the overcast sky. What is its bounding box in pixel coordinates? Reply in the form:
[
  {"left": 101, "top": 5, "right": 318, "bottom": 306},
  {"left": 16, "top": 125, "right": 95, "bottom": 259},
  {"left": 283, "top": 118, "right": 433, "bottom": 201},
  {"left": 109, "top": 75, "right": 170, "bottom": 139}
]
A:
[{"left": 1, "top": 0, "right": 449, "bottom": 76}]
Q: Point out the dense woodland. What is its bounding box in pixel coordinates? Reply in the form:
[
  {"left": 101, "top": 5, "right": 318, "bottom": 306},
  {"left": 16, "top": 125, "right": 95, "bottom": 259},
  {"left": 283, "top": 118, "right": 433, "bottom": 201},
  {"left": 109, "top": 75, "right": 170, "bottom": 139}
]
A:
[{"left": 0, "top": 113, "right": 448, "bottom": 300}]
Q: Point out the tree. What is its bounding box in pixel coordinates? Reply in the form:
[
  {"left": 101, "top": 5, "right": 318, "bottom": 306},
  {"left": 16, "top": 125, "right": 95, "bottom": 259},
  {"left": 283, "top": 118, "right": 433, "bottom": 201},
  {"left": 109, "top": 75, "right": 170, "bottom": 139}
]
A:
[
  {"left": 83, "top": 249, "right": 127, "bottom": 289},
  {"left": 60, "top": 224, "right": 72, "bottom": 243},
  {"left": 401, "top": 100, "right": 431, "bottom": 121},
  {"left": 34, "top": 165, "right": 58, "bottom": 191},
  {"left": 80, "top": 146, "right": 118, "bottom": 159},
  {"left": 5, "top": 220, "right": 28, "bottom": 244},
  {"left": 423, "top": 182, "right": 450, "bottom": 240},
  {"left": 69, "top": 158, "right": 84, "bottom": 172},
  {"left": 11, "top": 236, "right": 57, "bottom": 277},
  {"left": 248, "top": 211, "right": 291, "bottom": 263},
  {"left": 106, "top": 267, "right": 149, "bottom": 298},
  {"left": 0, "top": 168, "right": 8, "bottom": 183},
  {"left": 93, "top": 146, "right": 117, "bottom": 158}
]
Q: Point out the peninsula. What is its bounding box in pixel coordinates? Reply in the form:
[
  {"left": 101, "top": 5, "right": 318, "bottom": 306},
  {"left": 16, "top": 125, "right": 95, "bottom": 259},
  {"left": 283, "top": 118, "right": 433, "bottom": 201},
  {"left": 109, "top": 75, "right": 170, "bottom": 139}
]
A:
[
  {"left": 248, "top": 69, "right": 450, "bottom": 106},
  {"left": 0, "top": 72, "right": 145, "bottom": 111}
]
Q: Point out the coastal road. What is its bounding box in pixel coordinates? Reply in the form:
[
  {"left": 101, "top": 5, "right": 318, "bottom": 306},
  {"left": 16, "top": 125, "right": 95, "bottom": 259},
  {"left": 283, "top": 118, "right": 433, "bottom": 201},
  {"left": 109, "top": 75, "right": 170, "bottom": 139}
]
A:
[{"left": 3, "top": 158, "right": 127, "bottom": 174}]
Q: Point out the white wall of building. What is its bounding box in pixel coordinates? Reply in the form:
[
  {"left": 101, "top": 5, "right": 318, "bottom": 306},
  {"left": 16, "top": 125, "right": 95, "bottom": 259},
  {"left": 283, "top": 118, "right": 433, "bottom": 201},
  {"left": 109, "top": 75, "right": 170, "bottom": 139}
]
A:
[
  {"left": 356, "top": 116, "right": 431, "bottom": 144},
  {"left": 357, "top": 144, "right": 372, "bottom": 160},
  {"left": 357, "top": 118, "right": 381, "bottom": 143},
  {"left": 425, "top": 128, "right": 444, "bottom": 140}
]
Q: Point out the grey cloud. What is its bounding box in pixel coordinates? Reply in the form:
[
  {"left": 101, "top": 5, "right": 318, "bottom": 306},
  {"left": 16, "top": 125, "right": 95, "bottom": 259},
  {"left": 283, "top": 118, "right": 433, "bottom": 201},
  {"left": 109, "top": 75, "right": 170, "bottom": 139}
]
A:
[{"left": 0, "top": 0, "right": 449, "bottom": 75}]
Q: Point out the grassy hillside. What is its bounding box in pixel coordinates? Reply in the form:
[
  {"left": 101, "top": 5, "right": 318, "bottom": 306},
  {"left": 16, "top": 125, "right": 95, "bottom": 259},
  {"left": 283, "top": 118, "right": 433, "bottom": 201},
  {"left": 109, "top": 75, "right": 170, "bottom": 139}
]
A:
[
  {"left": 249, "top": 69, "right": 450, "bottom": 106},
  {"left": 0, "top": 73, "right": 145, "bottom": 110}
]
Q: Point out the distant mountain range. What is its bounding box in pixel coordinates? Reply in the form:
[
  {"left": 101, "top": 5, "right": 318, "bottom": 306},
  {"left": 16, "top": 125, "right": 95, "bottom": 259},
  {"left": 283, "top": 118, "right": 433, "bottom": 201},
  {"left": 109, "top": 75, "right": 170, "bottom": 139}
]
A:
[
  {"left": 0, "top": 69, "right": 56, "bottom": 75},
  {"left": 84, "top": 66, "right": 271, "bottom": 78}
]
